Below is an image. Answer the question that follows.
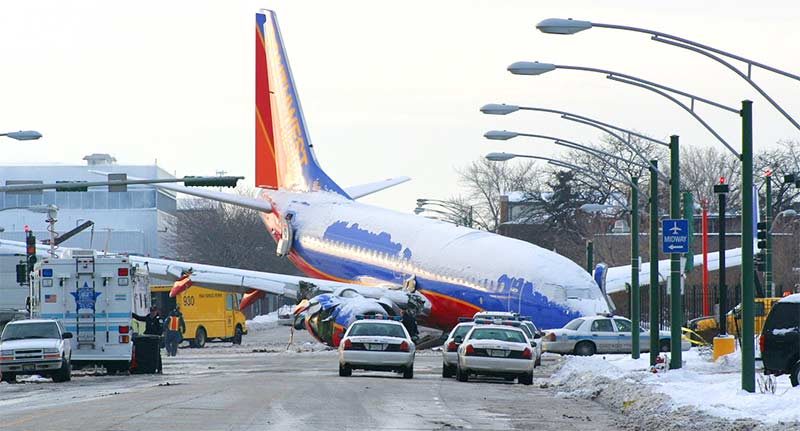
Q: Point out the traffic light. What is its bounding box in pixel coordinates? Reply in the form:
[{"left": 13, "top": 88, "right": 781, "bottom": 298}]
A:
[
  {"left": 55, "top": 180, "right": 89, "bottom": 192},
  {"left": 755, "top": 251, "right": 767, "bottom": 272},
  {"left": 15, "top": 262, "right": 27, "bottom": 284},
  {"left": 183, "top": 176, "right": 240, "bottom": 188},
  {"left": 756, "top": 221, "right": 768, "bottom": 272},
  {"left": 757, "top": 221, "right": 768, "bottom": 250},
  {"left": 25, "top": 230, "right": 37, "bottom": 274}
]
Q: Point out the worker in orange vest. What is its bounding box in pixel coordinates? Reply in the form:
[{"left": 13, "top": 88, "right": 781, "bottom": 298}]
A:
[{"left": 163, "top": 306, "right": 186, "bottom": 357}]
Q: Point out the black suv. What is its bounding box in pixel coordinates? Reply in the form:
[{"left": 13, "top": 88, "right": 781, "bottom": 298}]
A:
[{"left": 760, "top": 295, "right": 800, "bottom": 386}]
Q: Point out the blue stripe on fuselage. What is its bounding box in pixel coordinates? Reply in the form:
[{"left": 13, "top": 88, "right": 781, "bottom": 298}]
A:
[{"left": 292, "top": 240, "right": 581, "bottom": 329}]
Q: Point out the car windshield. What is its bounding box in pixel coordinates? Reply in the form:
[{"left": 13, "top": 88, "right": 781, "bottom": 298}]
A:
[
  {"left": 564, "top": 318, "right": 584, "bottom": 331},
  {"left": 450, "top": 324, "right": 473, "bottom": 339},
  {"left": 468, "top": 328, "right": 526, "bottom": 343},
  {"left": 348, "top": 322, "right": 406, "bottom": 338},
  {"left": 1, "top": 322, "right": 60, "bottom": 341}
]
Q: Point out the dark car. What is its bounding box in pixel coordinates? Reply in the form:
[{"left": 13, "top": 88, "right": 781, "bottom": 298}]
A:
[{"left": 760, "top": 294, "right": 800, "bottom": 386}]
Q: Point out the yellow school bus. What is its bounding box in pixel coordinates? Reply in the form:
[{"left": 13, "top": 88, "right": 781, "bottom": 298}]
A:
[{"left": 150, "top": 285, "right": 248, "bottom": 347}]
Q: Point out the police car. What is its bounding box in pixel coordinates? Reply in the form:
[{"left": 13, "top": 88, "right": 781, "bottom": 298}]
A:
[
  {"left": 472, "top": 312, "right": 543, "bottom": 367},
  {"left": 338, "top": 315, "right": 416, "bottom": 379},
  {"left": 441, "top": 320, "right": 475, "bottom": 378},
  {"left": 542, "top": 314, "right": 691, "bottom": 356},
  {"left": 456, "top": 323, "right": 535, "bottom": 385}
]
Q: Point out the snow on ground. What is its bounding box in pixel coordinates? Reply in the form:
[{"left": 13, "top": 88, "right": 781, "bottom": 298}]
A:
[
  {"left": 550, "top": 348, "right": 800, "bottom": 428},
  {"left": 246, "top": 311, "right": 280, "bottom": 331}
]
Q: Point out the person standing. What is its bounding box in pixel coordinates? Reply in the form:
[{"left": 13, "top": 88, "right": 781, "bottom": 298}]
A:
[
  {"left": 132, "top": 306, "right": 163, "bottom": 336},
  {"left": 164, "top": 307, "right": 186, "bottom": 357}
]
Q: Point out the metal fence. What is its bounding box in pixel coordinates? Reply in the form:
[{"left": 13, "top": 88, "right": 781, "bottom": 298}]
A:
[{"left": 634, "top": 283, "right": 744, "bottom": 330}]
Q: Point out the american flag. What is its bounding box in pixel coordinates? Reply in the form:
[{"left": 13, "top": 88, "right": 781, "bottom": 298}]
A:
[{"left": 44, "top": 294, "right": 57, "bottom": 303}]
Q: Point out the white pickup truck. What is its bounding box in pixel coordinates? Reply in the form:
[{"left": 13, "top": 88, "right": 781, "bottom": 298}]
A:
[{"left": 0, "top": 319, "right": 73, "bottom": 383}]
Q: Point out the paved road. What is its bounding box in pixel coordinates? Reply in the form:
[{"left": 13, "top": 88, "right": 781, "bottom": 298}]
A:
[{"left": 0, "top": 327, "right": 618, "bottom": 431}]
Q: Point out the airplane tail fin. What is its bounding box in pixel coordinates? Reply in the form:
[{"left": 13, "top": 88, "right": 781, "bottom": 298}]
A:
[{"left": 255, "top": 10, "right": 348, "bottom": 197}]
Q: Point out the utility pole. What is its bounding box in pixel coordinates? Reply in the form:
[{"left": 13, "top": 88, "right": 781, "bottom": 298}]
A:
[{"left": 586, "top": 240, "right": 594, "bottom": 274}]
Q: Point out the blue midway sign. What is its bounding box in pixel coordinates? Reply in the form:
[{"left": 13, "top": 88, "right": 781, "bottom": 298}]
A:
[{"left": 662, "top": 219, "right": 690, "bottom": 254}]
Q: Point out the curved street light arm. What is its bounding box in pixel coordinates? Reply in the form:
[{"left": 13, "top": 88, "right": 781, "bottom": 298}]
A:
[
  {"left": 556, "top": 65, "right": 739, "bottom": 114},
  {"left": 512, "top": 154, "right": 640, "bottom": 192},
  {"left": 515, "top": 132, "right": 646, "bottom": 169},
  {"left": 652, "top": 36, "right": 800, "bottom": 132},
  {"left": 607, "top": 75, "right": 740, "bottom": 157},
  {"left": 558, "top": 116, "right": 668, "bottom": 180},
  {"left": 508, "top": 132, "right": 648, "bottom": 192},
  {"left": 591, "top": 22, "right": 800, "bottom": 82},
  {"left": 516, "top": 106, "right": 668, "bottom": 146}
]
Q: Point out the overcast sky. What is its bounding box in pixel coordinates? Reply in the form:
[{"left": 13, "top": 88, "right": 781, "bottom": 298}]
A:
[{"left": 1, "top": 1, "right": 798, "bottom": 212}]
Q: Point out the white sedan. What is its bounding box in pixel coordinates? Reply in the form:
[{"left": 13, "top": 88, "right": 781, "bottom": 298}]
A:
[
  {"left": 456, "top": 324, "right": 535, "bottom": 385},
  {"left": 338, "top": 317, "right": 416, "bottom": 379},
  {"left": 441, "top": 321, "right": 475, "bottom": 378}
]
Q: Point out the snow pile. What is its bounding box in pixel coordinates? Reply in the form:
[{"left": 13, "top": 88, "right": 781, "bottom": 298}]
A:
[
  {"left": 246, "top": 311, "right": 279, "bottom": 332},
  {"left": 551, "top": 350, "right": 800, "bottom": 429}
]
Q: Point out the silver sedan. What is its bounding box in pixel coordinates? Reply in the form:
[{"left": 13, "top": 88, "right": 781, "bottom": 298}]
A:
[{"left": 542, "top": 315, "right": 691, "bottom": 356}]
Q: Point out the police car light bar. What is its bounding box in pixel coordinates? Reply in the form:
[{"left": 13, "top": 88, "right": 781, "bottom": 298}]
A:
[
  {"left": 457, "top": 317, "right": 474, "bottom": 322},
  {"left": 355, "top": 314, "right": 403, "bottom": 321}
]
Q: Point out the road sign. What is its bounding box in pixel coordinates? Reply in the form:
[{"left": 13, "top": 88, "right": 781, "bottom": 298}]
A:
[{"left": 662, "top": 219, "right": 690, "bottom": 254}]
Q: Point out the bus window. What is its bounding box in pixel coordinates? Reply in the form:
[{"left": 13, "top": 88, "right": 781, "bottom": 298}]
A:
[{"left": 226, "top": 294, "right": 234, "bottom": 311}]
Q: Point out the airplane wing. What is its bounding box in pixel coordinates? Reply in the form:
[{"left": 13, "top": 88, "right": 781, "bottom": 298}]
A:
[
  {"left": 88, "top": 171, "right": 273, "bottom": 213},
  {"left": 344, "top": 177, "right": 411, "bottom": 199},
  {"left": 604, "top": 248, "right": 743, "bottom": 294}
]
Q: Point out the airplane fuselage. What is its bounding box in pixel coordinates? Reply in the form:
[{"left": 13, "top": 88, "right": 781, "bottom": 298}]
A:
[{"left": 260, "top": 189, "right": 609, "bottom": 331}]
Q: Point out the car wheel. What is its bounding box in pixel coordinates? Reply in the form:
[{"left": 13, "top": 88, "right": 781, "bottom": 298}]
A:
[
  {"left": 53, "top": 359, "right": 71, "bottom": 382},
  {"left": 441, "top": 363, "right": 453, "bottom": 378},
  {"left": 791, "top": 361, "right": 800, "bottom": 387},
  {"left": 403, "top": 365, "right": 414, "bottom": 379},
  {"left": 339, "top": 363, "right": 352, "bottom": 377},
  {"left": 1, "top": 372, "right": 15, "bottom": 383},
  {"left": 659, "top": 339, "right": 671, "bottom": 352},
  {"left": 518, "top": 373, "right": 533, "bottom": 385},
  {"left": 574, "top": 341, "right": 596, "bottom": 356},
  {"left": 232, "top": 325, "right": 243, "bottom": 345},
  {"left": 456, "top": 366, "right": 468, "bottom": 382},
  {"left": 193, "top": 327, "right": 207, "bottom": 348}
]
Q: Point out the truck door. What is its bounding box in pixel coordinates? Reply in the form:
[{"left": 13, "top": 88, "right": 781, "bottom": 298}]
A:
[
  {"left": 225, "top": 294, "right": 235, "bottom": 336},
  {"left": 74, "top": 257, "right": 98, "bottom": 350}
]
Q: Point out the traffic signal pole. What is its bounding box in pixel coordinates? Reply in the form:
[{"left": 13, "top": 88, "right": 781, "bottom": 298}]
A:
[
  {"left": 631, "top": 176, "right": 640, "bottom": 359},
  {"left": 765, "top": 173, "right": 773, "bottom": 297},
  {"left": 741, "top": 100, "right": 755, "bottom": 393},
  {"left": 669, "top": 135, "right": 682, "bottom": 369},
  {"left": 649, "top": 160, "right": 660, "bottom": 366}
]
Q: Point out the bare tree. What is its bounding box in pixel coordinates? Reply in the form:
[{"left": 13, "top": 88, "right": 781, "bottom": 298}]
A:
[
  {"left": 454, "top": 158, "right": 541, "bottom": 231},
  {"left": 681, "top": 145, "right": 741, "bottom": 212}
]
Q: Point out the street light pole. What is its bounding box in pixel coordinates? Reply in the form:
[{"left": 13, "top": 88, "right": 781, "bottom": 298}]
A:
[
  {"left": 631, "top": 176, "right": 640, "bottom": 358},
  {"left": 649, "top": 160, "right": 660, "bottom": 365},
  {"left": 740, "top": 100, "right": 755, "bottom": 392},
  {"left": 669, "top": 135, "right": 682, "bottom": 369}
]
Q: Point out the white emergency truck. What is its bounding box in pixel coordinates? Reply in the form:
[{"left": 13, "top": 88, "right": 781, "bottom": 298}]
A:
[{"left": 29, "top": 249, "right": 149, "bottom": 373}]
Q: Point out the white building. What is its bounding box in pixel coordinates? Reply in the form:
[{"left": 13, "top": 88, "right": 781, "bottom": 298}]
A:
[{"left": 0, "top": 154, "right": 176, "bottom": 258}]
